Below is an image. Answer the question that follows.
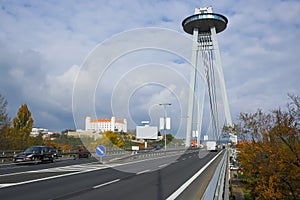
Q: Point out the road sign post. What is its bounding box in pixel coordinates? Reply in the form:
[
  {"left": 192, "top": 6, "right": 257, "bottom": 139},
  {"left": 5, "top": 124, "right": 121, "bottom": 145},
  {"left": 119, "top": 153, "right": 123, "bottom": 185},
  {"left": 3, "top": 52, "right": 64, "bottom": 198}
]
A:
[{"left": 96, "top": 145, "right": 106, "bottom": 163}]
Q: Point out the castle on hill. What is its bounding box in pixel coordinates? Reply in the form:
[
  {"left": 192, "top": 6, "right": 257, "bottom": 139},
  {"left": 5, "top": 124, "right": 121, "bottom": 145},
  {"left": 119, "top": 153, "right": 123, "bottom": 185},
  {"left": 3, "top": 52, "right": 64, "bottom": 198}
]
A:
[{"left": 85, "top": 114, "right": 127, "bottom": 133}]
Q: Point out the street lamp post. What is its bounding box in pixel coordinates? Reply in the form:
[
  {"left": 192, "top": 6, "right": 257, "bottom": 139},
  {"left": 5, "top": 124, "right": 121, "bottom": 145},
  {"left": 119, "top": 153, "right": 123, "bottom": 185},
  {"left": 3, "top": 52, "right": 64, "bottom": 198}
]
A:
[{"left": 159, "top": 103, "right": 171, "bottom": 151}]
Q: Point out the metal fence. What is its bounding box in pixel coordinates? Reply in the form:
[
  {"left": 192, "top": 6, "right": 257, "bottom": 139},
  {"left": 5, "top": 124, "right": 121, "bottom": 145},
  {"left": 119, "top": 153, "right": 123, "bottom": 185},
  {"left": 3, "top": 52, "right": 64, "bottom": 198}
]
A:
[
  {"left": 202, "top": 149, "right": 230, "bottom": 200},
  {"left": 0, "top": 149, "right": 85, "bottom": 163}
]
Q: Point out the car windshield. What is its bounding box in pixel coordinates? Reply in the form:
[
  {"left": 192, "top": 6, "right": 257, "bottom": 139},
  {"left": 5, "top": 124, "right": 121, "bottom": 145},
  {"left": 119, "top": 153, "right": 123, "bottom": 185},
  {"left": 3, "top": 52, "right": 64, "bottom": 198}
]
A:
[{"left": 24, "top": 146, "right": 41, "bottom": 153}]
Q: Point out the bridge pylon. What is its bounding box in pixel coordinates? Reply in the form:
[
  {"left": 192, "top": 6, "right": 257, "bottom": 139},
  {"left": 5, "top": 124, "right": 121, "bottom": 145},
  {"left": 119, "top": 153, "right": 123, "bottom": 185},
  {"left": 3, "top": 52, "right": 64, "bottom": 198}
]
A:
[{"left": 182, "top": 7, "right": 235, "bottom": 147}]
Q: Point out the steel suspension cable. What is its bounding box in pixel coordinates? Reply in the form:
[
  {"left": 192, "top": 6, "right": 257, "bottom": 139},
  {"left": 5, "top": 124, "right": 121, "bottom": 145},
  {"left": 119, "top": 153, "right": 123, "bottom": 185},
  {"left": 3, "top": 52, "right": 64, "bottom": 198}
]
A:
[{"left": 199, "top": 33, "right": 219, "bottom": 141}]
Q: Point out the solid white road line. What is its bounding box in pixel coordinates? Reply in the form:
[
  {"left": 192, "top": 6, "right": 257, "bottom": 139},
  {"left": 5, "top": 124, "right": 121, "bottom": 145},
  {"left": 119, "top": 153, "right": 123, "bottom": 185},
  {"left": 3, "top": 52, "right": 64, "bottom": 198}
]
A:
[
  {"left": 93, "top": 179, "right": 121, "bottom": 189},
  {"left": 0, "top": 183, "right": 15, "bottom": 188},
  {"left": 166, "top": 150, "right": 223, "bottom": 200},
  {"left": 0, "top": 168, "right": 101, "bottom": 189},
  {"left": 136, "top": 169, "right": 150, "bottom": 175}
]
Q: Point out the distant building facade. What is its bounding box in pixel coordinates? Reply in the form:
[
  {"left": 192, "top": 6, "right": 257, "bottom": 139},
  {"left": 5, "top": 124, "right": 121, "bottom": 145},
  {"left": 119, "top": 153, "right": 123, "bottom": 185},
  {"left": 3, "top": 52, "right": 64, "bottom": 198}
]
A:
[
  {"left": 85, "top": 115, "right": 127, "bottom": 133},
  {"left": 30, "top": 128, "right": 58, "bottom": 140},
  {"left": 30, "top": 127, "right": 49, "bottom": 137}
]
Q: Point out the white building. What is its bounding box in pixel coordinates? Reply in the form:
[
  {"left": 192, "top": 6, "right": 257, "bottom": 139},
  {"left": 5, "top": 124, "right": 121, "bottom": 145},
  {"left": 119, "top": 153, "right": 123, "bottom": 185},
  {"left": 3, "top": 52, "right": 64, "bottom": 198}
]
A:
[
  {"left": 85, "top": 115, "right": 127, "bottom": 133},
  {"left": 30, "top": 127, "right": 49, "bottom": 137},
  {"left": 31, "top": 127, "right": 58, "bottom": 140}
]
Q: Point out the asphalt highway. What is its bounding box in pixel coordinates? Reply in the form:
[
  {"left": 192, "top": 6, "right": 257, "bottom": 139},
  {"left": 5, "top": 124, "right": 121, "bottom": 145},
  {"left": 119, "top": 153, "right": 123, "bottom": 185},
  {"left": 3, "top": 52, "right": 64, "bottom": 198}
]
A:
[{"left": 0, "top": 149, "right": 223, "bottom": 200}]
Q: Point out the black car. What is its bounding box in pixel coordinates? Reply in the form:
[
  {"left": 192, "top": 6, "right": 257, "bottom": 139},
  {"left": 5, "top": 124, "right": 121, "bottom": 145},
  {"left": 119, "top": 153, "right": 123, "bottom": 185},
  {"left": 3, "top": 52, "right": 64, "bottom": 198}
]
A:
[
  {"left": 53, "top": 148, "right": 63, "bottom": 159},
  {"left": 13, "top": 146, "right": 55, "bottom": 164},
  {"left": 72, "top": 145, "right": 91, "bottom": 159}
]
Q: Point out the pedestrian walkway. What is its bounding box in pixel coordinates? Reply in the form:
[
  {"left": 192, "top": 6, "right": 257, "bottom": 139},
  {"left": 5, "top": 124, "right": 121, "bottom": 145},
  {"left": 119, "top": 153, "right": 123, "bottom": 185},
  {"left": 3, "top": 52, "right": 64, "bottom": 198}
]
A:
[{"left": 230, "top": 170, "right": 244, "bottom": 200}]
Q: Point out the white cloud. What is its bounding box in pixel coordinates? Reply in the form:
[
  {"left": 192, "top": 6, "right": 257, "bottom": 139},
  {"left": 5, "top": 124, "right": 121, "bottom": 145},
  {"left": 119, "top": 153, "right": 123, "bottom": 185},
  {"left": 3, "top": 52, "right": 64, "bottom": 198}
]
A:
[{"left": 0, "top": 0, "right": 299, "bottom": 134}]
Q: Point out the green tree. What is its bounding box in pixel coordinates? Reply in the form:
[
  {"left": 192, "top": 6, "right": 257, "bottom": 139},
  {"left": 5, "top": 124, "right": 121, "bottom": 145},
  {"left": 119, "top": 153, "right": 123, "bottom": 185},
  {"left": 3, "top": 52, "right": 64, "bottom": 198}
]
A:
[
  {"left": 54, "top": 134, "right": 83, "bottom": 146},
  {"left": 29, "top": 133, "right": 44, "bottom": 146},
  {"left": 0, "top": 94, "right": 10, "bottom": 149},
  {"left": 11, "top": 104, "right": 34, "bottom": 149},
  {"left": 0, "top": 94, "right": 9, "bottom": 129}
]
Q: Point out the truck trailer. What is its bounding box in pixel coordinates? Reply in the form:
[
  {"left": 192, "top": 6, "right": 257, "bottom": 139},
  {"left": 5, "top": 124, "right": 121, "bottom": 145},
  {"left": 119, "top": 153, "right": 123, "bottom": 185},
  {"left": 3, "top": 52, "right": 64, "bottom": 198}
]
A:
[{"left": 206, "top": 141, "right": 217, "bottom": 151}]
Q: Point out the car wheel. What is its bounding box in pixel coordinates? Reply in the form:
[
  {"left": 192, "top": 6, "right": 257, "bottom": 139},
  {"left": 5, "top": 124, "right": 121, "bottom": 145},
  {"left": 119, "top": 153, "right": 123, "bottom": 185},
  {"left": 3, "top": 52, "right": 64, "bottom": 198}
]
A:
[{"left": 34, "top": 157, "right": 39, "bottom": 164}]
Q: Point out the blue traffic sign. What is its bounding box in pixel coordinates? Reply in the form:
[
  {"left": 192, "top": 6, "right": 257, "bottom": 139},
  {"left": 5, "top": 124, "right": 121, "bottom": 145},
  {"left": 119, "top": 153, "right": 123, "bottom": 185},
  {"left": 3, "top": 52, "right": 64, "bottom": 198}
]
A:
[{"left": 96, "top": 145, "right": 106, "bottom": 156}]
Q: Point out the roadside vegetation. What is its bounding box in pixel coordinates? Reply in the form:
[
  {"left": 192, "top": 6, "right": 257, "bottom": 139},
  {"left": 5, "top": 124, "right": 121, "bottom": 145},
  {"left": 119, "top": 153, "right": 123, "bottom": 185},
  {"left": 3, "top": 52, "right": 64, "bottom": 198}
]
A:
[
  {"left": 0, "top": 95, "right": 42, "bottom": 150},
  {"left": 231, "top": 94, "right": 300, "bottom": 199},
  {"left": 0, "top": 94, "right": 78, "bottom": 151}
]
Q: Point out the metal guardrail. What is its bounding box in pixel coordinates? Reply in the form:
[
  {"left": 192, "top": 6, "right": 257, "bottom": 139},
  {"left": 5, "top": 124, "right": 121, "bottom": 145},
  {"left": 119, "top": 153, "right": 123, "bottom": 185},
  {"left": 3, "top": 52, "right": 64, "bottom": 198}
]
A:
[
  {"left": 0, "top": 150, "right": 20, "bottom": 163},
  {"left": 0, "top": 150, "right": 22, "bottom": 157},
  {"left": 202, "top": 149, "right": 229, "bottom": 200},
  {"left": 0, "top": 150, "right": 90, "bottom": 163}
]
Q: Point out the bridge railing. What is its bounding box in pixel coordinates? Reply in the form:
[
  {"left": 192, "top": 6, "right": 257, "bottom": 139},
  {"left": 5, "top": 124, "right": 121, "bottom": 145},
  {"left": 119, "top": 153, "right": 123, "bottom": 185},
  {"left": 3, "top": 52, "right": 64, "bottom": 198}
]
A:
[{"left": 202, "top": 149, "right": 230, "bottom": 200}]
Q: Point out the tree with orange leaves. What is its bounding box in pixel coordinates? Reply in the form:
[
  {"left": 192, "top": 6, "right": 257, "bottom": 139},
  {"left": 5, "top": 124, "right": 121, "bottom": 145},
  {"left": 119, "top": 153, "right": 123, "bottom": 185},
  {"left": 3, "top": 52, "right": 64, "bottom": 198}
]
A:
[{"left": 236, "top": 94, "right": 300, "bottom": 199}]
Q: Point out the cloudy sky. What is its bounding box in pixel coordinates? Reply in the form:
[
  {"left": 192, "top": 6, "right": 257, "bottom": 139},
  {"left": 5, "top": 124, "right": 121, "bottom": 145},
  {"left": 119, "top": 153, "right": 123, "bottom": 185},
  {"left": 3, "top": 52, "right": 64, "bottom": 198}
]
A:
[{"left": 0, "top": 0, "right": 299, "bottom": 136}]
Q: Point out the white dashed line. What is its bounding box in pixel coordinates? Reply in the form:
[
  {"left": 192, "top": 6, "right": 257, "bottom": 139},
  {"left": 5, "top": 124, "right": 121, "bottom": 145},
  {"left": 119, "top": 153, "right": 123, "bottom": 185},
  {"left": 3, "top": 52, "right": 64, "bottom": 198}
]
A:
[
  {"left": 93, "top": 179, "right": 121, "bottom": 189},
  {"left": 158, "top": 164, "right": 168, "bottom": 168},
  {"left": 136, "top": 170, "right": 150, "bottom": 175}
]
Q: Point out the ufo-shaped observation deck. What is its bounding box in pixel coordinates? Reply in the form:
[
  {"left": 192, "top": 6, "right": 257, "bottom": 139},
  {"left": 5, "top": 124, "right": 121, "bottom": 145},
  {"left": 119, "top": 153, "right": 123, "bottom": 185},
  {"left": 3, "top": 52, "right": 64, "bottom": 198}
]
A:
[{"left": 182, "top": 13, "right": 228, "bottom": 35}]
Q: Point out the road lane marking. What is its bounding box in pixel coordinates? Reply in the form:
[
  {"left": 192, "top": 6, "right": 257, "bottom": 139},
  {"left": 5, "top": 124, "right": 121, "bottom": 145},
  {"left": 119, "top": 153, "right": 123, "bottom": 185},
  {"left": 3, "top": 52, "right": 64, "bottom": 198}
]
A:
[
  {"left": 105, "top": 152, "right": 184, "bottom": 168},
  {"left": 93, "top": 179, "right": 120, "bottom": 189},
  {"left": 136, "top": 169, "right": 150, "bottom": 175},
  {"left": 158, "top": 164, "right": 168, "bottom": 168},
  {"left": 0, "top": 163, "right": 106, "bottom": 177},
  {"left": 166, "top": 150, "right": 223, "bottom": 200},
  {"left": 0, "top": 183, "right": 15, "bottom": 188},
  {"left": 0, "top": 168, "right": 101, "bottom": 189},
  {"left": 0, "top": 150, "right": 200, "bottom": 188}
]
